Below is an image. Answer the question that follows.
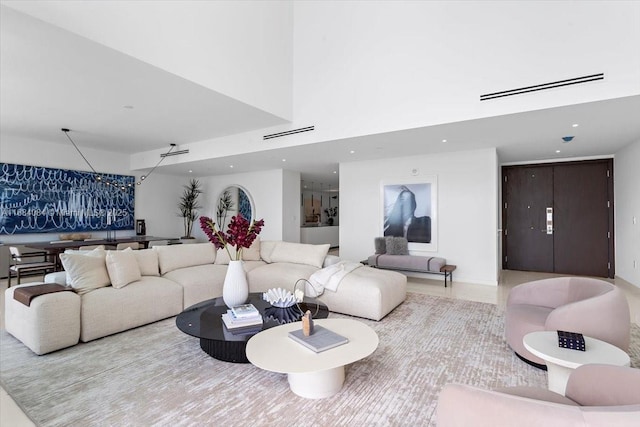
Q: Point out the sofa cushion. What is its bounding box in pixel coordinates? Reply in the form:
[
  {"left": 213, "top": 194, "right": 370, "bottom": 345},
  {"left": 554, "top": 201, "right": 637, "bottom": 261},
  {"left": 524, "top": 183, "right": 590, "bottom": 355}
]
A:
[
  {"left": 374, "top": 237, "right": 387, "bottom": 254},
  {"left": 269, "top": 242, "right": 330, "bottom": 268},
  {"left": 106, "top": 248, "right": 142, "bottom": 289},
  {"left": 493, "top": 386, "right": 578, "bottom": 405},
  {"left": 163, "top": 264, "right": 227, "bottom": 308},
  {"left": 318, "top": 266, "right": 407, "bottom": 321},
  {"left": 368, "top": 254, "right": 446, "bottom": 272},
  {"left": 214, "top": 239, "right": 261, "bottom": 264},
  {"left": 133, "top": 248, "right": 159, "bottom": 276},
  {"left": 247, "top": 262, "right": 319, "bottom": 294},
  {"left": 154, "top": 242, "right": 216, "bottom": 274},
  {"left": 79, "top": 276, "right": 183, "bottom": 342},
  {"left": 59, "top": 249, "right": 110, "bottom": 295}
]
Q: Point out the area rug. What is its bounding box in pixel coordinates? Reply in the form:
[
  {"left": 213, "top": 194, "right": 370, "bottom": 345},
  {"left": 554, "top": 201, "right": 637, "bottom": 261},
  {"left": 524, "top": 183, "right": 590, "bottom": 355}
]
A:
[{"left": 2, "top": 293, "right": 639, "bottom": 427}]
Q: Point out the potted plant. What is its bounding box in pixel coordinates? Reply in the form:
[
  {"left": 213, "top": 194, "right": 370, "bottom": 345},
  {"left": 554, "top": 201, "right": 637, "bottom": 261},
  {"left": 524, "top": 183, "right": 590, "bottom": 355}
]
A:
[{"left": 178, "top": 179, "right": 202, "bottom": 240}]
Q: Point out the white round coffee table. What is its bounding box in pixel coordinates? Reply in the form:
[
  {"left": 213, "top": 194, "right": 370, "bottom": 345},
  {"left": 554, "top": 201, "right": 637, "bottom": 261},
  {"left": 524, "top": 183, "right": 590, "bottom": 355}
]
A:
[
  {"left": 246, "top": 318, "right": 379, "bottom": 399},
  {"left": 523, "top": 331, "right": 630, "bottom": 395}
]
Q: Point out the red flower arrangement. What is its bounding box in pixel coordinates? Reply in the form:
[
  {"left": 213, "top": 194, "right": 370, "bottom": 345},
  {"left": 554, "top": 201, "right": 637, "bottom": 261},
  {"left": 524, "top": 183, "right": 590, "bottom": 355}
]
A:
[{"left": 199, "top": 215, "right": 265, "bottom": 261}]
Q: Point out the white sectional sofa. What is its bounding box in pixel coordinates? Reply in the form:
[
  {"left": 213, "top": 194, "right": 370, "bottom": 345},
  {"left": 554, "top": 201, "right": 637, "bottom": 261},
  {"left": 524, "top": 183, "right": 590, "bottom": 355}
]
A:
[{"left": 4, "top": 240, "right": 407, "bottom": 355}]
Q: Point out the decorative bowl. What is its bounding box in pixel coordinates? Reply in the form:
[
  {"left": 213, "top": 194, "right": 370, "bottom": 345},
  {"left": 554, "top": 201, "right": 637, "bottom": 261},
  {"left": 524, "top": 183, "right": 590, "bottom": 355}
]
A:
[{"left": 263, "top": 288, "right": 297, "bottom": 308}]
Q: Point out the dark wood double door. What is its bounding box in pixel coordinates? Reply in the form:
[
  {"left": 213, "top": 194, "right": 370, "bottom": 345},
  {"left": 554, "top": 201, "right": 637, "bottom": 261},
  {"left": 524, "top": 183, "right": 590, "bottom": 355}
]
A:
[{"left": 502, "top": 159, "right": 614, "bottom": 278}]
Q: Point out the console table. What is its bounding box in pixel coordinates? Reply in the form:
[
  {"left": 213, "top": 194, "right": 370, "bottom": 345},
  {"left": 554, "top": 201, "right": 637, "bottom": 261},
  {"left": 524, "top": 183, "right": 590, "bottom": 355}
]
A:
[{"left": 25, "top": 236, "right": 177, "bottom": 269}]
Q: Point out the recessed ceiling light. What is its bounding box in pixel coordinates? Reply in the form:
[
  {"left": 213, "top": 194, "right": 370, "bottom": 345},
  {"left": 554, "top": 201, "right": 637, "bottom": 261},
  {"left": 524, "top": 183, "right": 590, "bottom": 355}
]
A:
[
  {"left": 350, "top": 150, "right": 355, "bottom": 154},
  {"left": 572, "top": 123, "right": 579, "bottom": 128},
  {"left": 333, "top": 171, "right": 337, "bottom": 174},
  {"left": 556, "top": 150, "right": 561, "bottom": 153},
  {"left": 442, "top": 139, "right": 447, "bottom": 143},
  {"left": 282, "top": 159, "right": 286, "bottom": 162},
  {"left": 229, "top": 165, "right": 234, "bottom": 168},
  {"left": 188, "top": 170, "right": 193, "bottom": 173}
]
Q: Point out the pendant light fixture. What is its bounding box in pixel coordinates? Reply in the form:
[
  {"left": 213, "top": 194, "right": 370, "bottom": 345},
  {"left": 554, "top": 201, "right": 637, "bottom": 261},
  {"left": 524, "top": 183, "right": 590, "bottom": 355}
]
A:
[
  {"left": 136, "top": 143, "right": 176, "bottom": 185},
  {"left": 61, "top": 128, "right": 132, "bottom": 191},
  {"left": 61, "top": 128, "right": 182, "bottom": 189}
]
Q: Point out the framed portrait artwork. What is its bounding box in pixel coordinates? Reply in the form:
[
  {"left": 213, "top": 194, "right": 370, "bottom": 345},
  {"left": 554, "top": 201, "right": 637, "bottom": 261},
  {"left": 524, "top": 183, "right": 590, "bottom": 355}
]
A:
[{"left": 381, "top": 176, "right": 437, "bottom": 252}]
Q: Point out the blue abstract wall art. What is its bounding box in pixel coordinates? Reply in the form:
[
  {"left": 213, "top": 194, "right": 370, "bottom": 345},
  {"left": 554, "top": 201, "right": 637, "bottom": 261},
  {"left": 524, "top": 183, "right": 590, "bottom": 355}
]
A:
[{"left": 0, "top": 163, "right": 135, "bottom": 235}]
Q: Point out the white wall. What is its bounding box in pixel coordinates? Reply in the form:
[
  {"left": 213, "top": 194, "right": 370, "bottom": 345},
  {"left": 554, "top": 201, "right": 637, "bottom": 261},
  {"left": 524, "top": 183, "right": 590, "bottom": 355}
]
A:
[
  {"left": 4, "top": 0, "right": 293, "bottom": 120},
  {"left": 194, "top": 169, "right": 288, "bottom": 243},
  {"left": 0, "top": 136, "right": 184, "bottom": 242},
  {"left": 282, "top": 169, "right": 301, "bottom": 243},
  {"left": 340, "top": 148, "right": 499, "bottom": 286},
  {"left": 614, "top": 140, "right": 640, "bottom": 287}
]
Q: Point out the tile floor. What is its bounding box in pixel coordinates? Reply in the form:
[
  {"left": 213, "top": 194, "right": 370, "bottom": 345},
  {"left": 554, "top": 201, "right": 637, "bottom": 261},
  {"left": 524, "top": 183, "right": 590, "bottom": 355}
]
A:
[{"left": 1, "top": 271, "right": 639, "bottom": 426}]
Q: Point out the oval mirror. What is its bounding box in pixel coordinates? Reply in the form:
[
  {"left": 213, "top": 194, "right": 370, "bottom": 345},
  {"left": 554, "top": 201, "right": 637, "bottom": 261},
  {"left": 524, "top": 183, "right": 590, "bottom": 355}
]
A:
[{"left": 216, "top": 185, "right": 254, "bottom": 230}]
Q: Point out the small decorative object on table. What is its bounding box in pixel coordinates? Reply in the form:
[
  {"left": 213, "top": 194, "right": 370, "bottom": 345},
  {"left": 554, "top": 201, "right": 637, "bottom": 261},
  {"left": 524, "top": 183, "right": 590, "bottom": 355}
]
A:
[
  {"left": 263, "top": 306, "right": 303, "bottom": 324},
  {"left": 200, "top": 214, "right": 265, "bottom": 308},
  {"left": 302, "top": 310, "right": 314, "bottom": 336},
  {"left": 557, "top": 330, "right": 586, "bottom": 351},
  {"left": 263, "top": 288, "right": 297, "bottom": 308}
]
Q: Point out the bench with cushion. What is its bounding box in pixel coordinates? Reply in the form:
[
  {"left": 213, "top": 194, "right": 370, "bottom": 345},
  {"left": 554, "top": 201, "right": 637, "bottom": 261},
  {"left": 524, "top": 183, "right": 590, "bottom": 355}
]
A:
[{"left": 367, "top": 237, "right": 455, "bottom": 286}]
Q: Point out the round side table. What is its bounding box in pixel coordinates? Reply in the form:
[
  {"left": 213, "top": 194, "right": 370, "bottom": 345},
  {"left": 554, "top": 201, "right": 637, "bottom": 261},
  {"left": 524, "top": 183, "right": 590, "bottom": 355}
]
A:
[{"left": 523, "top": 331, "right": 630, "bottom": 395}]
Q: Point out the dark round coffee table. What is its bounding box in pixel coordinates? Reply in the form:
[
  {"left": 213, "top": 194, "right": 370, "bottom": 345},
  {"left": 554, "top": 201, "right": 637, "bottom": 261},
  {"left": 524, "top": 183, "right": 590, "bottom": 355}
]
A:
[{"left": 176, "top": 293, "right": 329, "bottom": 363}]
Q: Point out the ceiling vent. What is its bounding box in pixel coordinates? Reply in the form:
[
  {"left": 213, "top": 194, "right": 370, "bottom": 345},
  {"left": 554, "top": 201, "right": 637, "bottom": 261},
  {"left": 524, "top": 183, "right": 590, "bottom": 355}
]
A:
[
  {"left": 480, "top": 73, "right": 604, "bottom": 101},
  {"left": 160, "top": 148, "right": 189, "bottom": 158},
  {"left": 263, "top": 126, "right": 315, "bottom": 140}
]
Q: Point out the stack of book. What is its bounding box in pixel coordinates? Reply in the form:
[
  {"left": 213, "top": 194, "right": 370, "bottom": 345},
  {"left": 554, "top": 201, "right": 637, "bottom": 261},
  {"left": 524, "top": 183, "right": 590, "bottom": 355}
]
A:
[{"left": 221, "top": 304, "right": 263, "bottom": 332}]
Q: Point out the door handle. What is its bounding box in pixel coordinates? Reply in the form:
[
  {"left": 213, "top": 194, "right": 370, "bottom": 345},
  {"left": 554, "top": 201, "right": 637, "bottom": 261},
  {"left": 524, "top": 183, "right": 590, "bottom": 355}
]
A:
[{"left": 546, "top": 207, "right": 553, "bottom": 234}]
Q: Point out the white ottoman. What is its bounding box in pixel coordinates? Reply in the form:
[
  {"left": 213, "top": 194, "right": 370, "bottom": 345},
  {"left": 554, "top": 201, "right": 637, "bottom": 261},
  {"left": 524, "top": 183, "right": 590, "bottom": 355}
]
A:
[
  {"left": 5, "top": 283, "right": 81, "bottom": 355},
  {"left": 318, "top": 266, "right": 407, "bottom": 321}
]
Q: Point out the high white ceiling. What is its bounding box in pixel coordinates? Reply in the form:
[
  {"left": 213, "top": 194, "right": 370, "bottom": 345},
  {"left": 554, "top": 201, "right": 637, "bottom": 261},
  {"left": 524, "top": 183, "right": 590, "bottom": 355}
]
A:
[
  {"left": 0, "top": 4, "right": 286, "bottom": 153},
  {"left": 2, "top": 3, "right": 639, "bottom": 189}
]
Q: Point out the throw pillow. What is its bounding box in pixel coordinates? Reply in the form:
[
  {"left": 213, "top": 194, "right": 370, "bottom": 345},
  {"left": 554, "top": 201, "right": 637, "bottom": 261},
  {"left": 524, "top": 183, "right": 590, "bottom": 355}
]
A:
[
  {"left": 214, "top": 239, "right": 261, "bottom": 265},
  {"left": 59, "top": 250, "right": 111, "bottom": 295},
  {"left": 386, "top": 236, "right": 409, "bottom": 255},
  {"left": 133, "top": 249, "right": 160, "bottom": 276},
  {"left": 374, "top": 237, "right": 387, "bottom": 254},
  {"left": 270, "top": 242, "right": 330, "bottom": 268},
  {"left": 259, "top": 240, "right": 278, "bottom": 263},
  {"left": 154, "top": 242, "right": 216, "bottom": 275},
  {"left": 63, "top": 246, "right": 107, "bottom": 286},
  {"left": 242, "top": 238, "right": 261, "bottom": 261},
  {"left": 106, "top": 248, "right": 142, "bottom": 288}
]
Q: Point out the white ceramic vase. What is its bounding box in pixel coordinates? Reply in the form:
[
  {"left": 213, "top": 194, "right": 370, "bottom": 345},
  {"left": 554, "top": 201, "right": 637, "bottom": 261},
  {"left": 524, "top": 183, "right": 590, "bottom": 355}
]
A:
[{"left": 223, "top": 260, "right": 249, "bottom": 308}]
